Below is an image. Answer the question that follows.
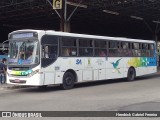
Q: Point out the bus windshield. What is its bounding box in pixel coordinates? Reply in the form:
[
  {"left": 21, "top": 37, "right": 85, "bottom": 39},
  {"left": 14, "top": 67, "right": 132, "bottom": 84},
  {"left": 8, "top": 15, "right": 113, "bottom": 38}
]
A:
[{"left": 8, "top": 40, "right": 39, "bottom": 65}]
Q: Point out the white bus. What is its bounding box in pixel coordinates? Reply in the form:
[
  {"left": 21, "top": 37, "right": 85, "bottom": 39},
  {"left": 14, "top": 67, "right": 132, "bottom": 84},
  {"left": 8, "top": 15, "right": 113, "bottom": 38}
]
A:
[{"left": 7, "top": 30, "right": 157, "bottom": 89}]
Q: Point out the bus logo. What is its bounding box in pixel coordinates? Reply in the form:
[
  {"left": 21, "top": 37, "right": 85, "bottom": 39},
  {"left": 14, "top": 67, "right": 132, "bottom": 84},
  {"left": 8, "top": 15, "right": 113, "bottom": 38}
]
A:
[
  {"left": 76, "top": 59, "right": 82, "bottom": 65},
  {"left": 111, "top": 58, "right": 122, "bottom": 74}
]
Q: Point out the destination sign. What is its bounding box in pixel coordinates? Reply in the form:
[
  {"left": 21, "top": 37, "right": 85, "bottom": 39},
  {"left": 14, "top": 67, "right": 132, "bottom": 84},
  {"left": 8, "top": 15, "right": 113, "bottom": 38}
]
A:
[{"left": 11, "top": 33, "right": 34, "bottom": 39}]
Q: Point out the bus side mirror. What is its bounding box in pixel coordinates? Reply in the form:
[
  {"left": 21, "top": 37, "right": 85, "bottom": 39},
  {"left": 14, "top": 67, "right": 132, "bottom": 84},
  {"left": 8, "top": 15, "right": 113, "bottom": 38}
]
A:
[{"left": 2, "top": 40, "right": 9, "bottom": 55}]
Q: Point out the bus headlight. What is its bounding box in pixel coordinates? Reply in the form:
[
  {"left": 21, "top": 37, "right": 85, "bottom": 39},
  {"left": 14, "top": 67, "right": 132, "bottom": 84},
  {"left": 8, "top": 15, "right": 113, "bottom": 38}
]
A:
[
  {"left": 7, "top": 69, "right": 40, "bottom": 77},
  {"left": 28, "top": 69, "right": 40, "bottom": 77}
]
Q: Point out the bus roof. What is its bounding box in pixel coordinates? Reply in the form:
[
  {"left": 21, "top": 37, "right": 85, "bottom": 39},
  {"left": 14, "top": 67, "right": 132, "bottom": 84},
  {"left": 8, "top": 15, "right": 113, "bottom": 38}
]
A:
[{"left": 10, "top": 29, "right": 155, "bottom": 43}]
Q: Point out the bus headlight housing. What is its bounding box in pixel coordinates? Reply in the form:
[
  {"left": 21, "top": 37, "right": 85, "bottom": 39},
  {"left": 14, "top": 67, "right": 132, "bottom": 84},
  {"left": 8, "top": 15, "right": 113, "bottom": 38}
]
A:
[
  {"left": 27, "top": 69, "right": 40, "bottom": 77},
  {"left": 7, "top": 69, "right": 40, "bottom": 77}
]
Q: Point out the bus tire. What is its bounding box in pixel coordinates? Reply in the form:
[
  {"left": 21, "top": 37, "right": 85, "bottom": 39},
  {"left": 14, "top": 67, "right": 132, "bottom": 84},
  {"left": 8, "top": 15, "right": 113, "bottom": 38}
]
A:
[
  {"left": 61, "top": 72, "right": 74, "bottom": 90},
  {"left": 127, "top": 67, "right": 136, "bottom": 81}
]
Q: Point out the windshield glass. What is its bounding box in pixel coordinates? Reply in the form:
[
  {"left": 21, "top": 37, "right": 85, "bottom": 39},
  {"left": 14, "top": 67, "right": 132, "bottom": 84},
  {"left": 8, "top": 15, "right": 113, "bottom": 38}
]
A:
[{"left": 8, "top": 40, "right": 39, "bottom": 65}]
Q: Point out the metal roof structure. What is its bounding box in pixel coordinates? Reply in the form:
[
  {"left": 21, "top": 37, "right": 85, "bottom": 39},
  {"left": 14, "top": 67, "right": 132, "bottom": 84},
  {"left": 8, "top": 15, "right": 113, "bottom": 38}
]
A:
[{"left": 0, "top": 0, "right": 160, "bottom": 40}]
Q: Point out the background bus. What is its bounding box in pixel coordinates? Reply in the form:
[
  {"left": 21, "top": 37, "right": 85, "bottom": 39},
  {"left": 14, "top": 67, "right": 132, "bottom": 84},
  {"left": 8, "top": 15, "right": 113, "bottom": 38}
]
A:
[{"left": 7, "top": 30, "right": 157, "bottom": 89}]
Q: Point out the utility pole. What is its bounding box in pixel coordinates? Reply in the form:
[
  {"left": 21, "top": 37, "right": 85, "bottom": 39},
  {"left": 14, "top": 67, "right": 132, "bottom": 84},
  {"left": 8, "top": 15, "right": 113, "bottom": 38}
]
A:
[
  {"left": 60, "top": 0, "right": 70, "bottom": 32},
  {"left": 47, "top": 0, "right": 85, "bottom": 32}
]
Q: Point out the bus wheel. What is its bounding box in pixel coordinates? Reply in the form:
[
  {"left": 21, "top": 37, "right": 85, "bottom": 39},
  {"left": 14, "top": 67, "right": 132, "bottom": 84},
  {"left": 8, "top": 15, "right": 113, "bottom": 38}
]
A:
[
  {"left": 61, "top": 72, "right": 74, "bottom": 90},
  {"left": 127, "top": 68, "right": 136, "bottom": 81}
]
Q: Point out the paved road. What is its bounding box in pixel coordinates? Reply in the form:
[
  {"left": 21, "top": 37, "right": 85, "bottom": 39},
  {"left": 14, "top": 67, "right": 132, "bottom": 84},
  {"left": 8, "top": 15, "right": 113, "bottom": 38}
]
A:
[{"left": 0, "top": 73, "right": 160, "bottom": 119}]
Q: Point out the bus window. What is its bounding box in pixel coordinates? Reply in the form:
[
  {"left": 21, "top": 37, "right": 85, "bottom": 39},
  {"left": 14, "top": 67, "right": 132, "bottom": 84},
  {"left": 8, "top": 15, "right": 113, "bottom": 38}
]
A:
[
  {"left": 132, "top": 43, "right": 141, "bottom": 57},
  {"left": 95, "top": 40, "right": 106, "bottom": 48},
  {"left": 109, "top": 41, "right": 118, "bottom": 48},
  {"left": 62, "top": 48, "right": 77, "bottom": 56},
  {"left": 79, "top": 39, "right": 93, "bottom": 47},
  {"left": 109, "top": 41, "right": 119, "bottom": 57},
  {"left": 61, "top": 37, "right": 77, "bottom": 57},
  {"left": 149, "top": 44, "right": 154, "bottom": 57},
  {"left": 79, "top": 39, "right": 93, "bottom": 56},
  {"left": 122, "top": 42, "right": 129, "bottom": 49},
  {"left": 132, "top": 43, "right": 139, "bottom": 49},
  {"left": 42, "top": 45, "right": 57, "bottom": 59},
  {"left": 141, "top": 43, "right": 148, "bottom": 57},
  {"left": 95, "top": 40, "right": 107, "bottom": 57},
  {"left": 62, "top": 48, "right": 70, "bottom": 56},
  {"left": 79, "top": 48, "right": 93, "bottom": 56},
  {"left": 121, "top": 42, "right": 132, "bottom": 57}
]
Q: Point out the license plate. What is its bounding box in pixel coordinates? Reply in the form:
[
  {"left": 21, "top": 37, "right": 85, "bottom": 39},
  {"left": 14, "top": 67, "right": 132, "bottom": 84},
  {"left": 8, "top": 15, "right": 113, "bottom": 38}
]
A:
[{"left": 14, "top": 79, "right": 20, "bottom": 83}]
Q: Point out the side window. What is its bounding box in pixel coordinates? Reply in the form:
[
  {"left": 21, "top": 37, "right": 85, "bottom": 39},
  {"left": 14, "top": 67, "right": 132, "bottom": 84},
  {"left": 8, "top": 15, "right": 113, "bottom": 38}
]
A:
[
  {"left": 121, "top": 42, "right": 132, "bottom": 57},
  {"left": 149, "top": 44, "right": 154, "bottom": 50},
  {"left": 132, "top": 43, "right": 139, "bottom": 49},
  {"left": 149, "top": 44, "right": 154, "bottom": 57},
  {"left": 141, "top": 43, "right": 148, "bottom": 57},
  {"left": 41, "top": 35, "right": 58, "bottom": 68},
  {"left": 109, "top": 41, "right": 120, "bottom": 57},
  {"left": 122, "top": 42, "right": 129, "bottom": 49},
  {"left": 42, "top": 45, "right": 57, "bottom": 59},
  {"left": 132, "top": 43, "right": 141, "bottom": 57},
  {"left": 61, "top": 37, "right": 77, "bottom": 56},
  {"left": 142, "top": 43, "right": 148, "bottom": 49},
  {"left": 109, "top": 41, "right": 118, "bottom": 49},
  {"left": 95, "top": 40, "right": 107, "bottom": 57},
  {"left": 79, "top": 39, "right": 93, "bottom": 56}
]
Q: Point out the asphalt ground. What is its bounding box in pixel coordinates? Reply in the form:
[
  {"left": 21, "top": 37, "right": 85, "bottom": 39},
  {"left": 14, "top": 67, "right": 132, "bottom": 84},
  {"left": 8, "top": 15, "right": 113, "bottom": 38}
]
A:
[{"left": 1, "top": 70, "right": 160, "bottom": 120}]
